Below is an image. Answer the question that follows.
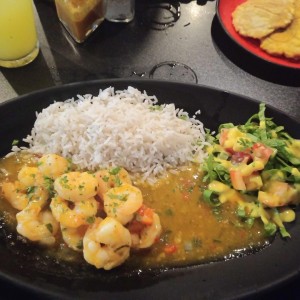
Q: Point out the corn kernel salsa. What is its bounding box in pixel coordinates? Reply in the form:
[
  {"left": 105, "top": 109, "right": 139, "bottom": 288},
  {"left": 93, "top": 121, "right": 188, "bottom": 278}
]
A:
[{"left": 0, "top": 153, "right": 270, "bottom": 269}]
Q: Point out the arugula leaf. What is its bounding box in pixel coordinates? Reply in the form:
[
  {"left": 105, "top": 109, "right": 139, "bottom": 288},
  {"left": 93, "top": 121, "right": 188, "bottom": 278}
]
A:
[
  {"left": 202, "top": 154, "right": 230, "bottom": 185},
  {"left": 218, "top": 123, "right": 234, "bottom": 131},
  {"left": 237, "top": 138, "right": 254, "bottom": 150}
]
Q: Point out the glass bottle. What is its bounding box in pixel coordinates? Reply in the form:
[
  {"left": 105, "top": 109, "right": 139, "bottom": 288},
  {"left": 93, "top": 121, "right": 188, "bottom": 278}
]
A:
[{"left": 54, "top": 0, "right": 105, "bottom": 43}]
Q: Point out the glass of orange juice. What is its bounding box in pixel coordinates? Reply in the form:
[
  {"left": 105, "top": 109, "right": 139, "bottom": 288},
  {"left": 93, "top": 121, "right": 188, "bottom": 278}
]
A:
[{"left": 0, "top": 0, "right": 39, "bottom": 68}]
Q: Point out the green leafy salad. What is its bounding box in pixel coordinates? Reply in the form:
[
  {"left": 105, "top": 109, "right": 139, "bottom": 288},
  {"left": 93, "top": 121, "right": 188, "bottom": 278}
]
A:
[{"left": 202, "top": 103, "right": 300, "bottom": 237}]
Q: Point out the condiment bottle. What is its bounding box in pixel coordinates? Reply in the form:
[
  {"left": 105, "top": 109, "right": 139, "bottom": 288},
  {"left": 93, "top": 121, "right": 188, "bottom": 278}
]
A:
[{"left": 54, "top": 0, "right": 105, "bottom": 43}]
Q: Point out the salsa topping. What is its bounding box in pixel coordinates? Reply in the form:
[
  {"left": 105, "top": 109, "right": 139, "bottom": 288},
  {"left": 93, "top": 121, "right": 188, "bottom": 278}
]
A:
[{"left": 203, "top": 103, "right": 300, "bottom": 238}]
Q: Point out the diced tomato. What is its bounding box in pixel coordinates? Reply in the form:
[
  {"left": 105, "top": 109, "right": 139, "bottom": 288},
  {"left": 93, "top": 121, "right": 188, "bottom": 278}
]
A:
[
  {"left": 219, "top": 128, "right": 229, "bottom": 146},
  {"left": 164, "top": 244, "right": 177, "bottom": 254},
  {"left": 225, "top": 148, "right": 235, "bottom": 155},
  {"left": 154, "top": 236, "right": 160, "bottom": 243},
  {"left": 230, "top": 169, "right": 246, "bottom": 191},
  {"left": 231, "top": 152, "right": 252, "bottom": 164},
  {"left": 127, "top": 220, "right": 145, "bottom": 235},
  {"left": 252, "top": 143, "right": 273, "bottom": 162},
  {"left": 136, "top": 205, "right": 154, "bottom": 225}
]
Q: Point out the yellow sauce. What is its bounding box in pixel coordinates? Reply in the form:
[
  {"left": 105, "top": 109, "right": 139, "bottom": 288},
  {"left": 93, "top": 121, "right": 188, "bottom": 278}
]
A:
[
  {"left": 0, "top": 153, "right": 270, "bottom": 269},
  {"left": 130, "top": 165, "right": 269, "bottom": 267}
]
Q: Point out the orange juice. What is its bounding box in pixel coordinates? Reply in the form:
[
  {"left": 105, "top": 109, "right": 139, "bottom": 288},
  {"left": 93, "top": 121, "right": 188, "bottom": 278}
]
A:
[{"left": 0, "top": 0, "right": 39, "bottom": 68}]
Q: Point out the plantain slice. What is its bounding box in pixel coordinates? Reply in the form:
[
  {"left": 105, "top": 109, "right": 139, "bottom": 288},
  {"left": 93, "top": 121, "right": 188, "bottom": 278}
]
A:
[
  {"left": 260, "top": 0, "right": 300, "bottom": 60},
  {"left": 232, "top": 0, "right": 295, "bottom": 39}
]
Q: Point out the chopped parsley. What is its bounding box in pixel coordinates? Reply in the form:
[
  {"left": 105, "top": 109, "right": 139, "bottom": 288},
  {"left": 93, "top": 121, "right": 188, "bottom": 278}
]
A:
[
  {"left": 77, "top": 240, "right": 83, "bottom": 250},
  {"left": 109, "top": 167, "right": 121, "bottom": 175},
  {"left": 12, "top": 139, "right": 19, "bottom": 146},
  {"left": 107, "top": 193, "right": 128, "bottom": 201},
  {"left": 165, "top": 208, "right": 174, "bottom": 216},
  {"left": 86, "top": 216, "right": 95, "bottom": 224},
  {"left": 43, "top": 176, "right": 55, "bottom": 197},
  {"left": 45, "top": 223, "right": 53, "bottom": 233},
  {"left": 102, "top": 175, "right": 109, "bottom": 182},
  {"left": 114, "top": 176, "right": 122, "bottom": 187}
]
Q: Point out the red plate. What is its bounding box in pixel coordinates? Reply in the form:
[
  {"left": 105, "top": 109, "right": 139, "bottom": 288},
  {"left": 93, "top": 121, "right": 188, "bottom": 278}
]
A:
[{"left": 217, "top": 0, "right": 300, "bottom": 69}]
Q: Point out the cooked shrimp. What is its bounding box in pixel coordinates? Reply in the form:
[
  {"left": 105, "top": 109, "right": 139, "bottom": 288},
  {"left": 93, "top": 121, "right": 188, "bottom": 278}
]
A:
[
  {"left": 83, "top": 217, "right": 131, "bottom": 270},
  {"left": 16, "top": 202, "right": 59, "bottom": 246},
  {"left": 95, "top": 167, "right": 132, "bottom": 200},
  {"left": 18, "top": 166, "right": 39, "bottom": 188},
  {"left": 50, "top": 196, "right": 98, "bottom": 228},
  {"left": 129, "top": 212, "right": 162, "bottom": 249},
  {"left": 27, "top": 186, "right": 49, "bottom": 206},
  {"left": 1, "top": 181, "right": 29, "bottom": 210},
  {"left": 103, "top": 184, "right": 143, "bottom": 225},
  {"left": 61, "top": 224, "right": 88, "bottom": 252},
  {"left": 1, "top": 182, "right": 48, "bottom": 210},
  {"left": 38, "top": 154, "right": 70, "bottom": 179},
  {"left": 54, "top": 172, "right": 98, "bottom": 202},
  {"left": 18, "top": 166, "right": 50, "bottom": 193},
  {"left": 258, "top": 181, "right": 299, "bottom": 207}
]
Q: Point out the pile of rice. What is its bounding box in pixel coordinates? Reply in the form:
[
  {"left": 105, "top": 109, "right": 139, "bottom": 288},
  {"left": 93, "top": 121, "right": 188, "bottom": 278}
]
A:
[{"left": 14, "top": 87, "right": 209, "bottom": 182}]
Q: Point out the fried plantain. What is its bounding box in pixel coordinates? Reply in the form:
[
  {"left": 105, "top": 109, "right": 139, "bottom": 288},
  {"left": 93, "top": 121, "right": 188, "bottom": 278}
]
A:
[
  {"left": 260, "top": 0, "right": 300, "bottom": 60},
  {"left": 232, "top": 0, "right": 295, "bottom": 39}
]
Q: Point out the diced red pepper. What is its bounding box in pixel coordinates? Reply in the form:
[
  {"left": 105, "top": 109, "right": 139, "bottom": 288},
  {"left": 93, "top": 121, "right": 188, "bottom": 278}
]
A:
[
  {"left": 225, "top": 148, "right": 235, "bottom": 155},
  {"left": 136, "top": 205, "right": 154, "bottom": 225},
  {"left": 231, "top": 152, "right": 252, "bottom": 164},
  {"left": 252, "top": 143, "right": 273, "bottom": 162},
  {"left": 164, "top": 244, "right": 177, "bottom": 254}
]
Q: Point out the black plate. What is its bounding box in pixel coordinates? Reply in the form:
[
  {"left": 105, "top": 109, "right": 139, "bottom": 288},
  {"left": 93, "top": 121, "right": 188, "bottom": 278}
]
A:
[{"left": 0, "top": 79, "right": 299, "bottom": 300}]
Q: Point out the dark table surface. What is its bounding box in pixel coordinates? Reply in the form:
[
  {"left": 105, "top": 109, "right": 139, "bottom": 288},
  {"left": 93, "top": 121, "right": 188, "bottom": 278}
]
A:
[{"left": 0, "top": 0, "right": 300, "bottom": 299}]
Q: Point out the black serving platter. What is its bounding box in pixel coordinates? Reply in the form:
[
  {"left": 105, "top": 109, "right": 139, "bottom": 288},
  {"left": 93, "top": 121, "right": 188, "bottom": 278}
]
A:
[{"left": 0, "top": 79, "right": 299, "bottom": 300}]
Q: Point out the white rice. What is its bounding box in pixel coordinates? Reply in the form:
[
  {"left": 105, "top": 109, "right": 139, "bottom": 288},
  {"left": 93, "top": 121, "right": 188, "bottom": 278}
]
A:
[{"left": 13, "top": 86, "right": 209, "bottom": 183}]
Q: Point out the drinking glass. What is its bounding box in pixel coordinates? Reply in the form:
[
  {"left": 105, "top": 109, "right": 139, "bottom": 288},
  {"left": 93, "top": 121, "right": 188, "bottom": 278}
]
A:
[
  {"left": 105, "top": 0, "right": 135, "bottom": 23},
  {"left": 0, "top": 0, "right": 39, "bottom": 68}
]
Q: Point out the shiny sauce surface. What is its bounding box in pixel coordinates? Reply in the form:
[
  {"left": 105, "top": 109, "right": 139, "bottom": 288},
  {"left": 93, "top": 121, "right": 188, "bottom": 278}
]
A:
[
  {"left": 0, "top": 153, "right": 270, "bottom": 268},
  {"left": 131, "top": 165, "right": 269, "bottom": 267}
]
